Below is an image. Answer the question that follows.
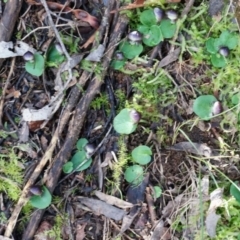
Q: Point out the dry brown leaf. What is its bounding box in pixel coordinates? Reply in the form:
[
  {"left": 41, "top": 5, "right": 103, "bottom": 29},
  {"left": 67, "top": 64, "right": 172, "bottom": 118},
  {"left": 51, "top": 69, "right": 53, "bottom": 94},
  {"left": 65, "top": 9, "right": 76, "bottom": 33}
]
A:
[
  {"left": 26, "top": 0, "right": 99, "bottom": 28},
  {"left": 5, "top": 87, "right": 21, "bottom": 99},
  {"left": 75, "top": 223, "right": 87, "bottom": 240},
  {"left": 81, "top": 32, "right": 96, "bottom": 49},
  {"left": 34, "top": 221, "right": 54, "bottom": 240},
  {"left": 167, "top": 142, "right": 212, "bottom": 157},
  {"left": 111, "top": 0, "right": 145, "bottom": 13},
  {"left": 151, "top": 220, "right": 171, "bottom": 240},
  {"left": 94, "top": 190, "right": 134, "bottom": 209},
  {"left": 77, "top": 197, "right": 127, "bottom": 221}
]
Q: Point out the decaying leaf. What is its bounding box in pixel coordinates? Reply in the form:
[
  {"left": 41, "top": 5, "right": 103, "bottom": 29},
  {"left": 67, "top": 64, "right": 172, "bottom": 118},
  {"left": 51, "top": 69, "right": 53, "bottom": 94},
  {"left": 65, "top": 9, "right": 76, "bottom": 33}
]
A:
[
  {"left": 18, "top": 121, "right": 29, "bottom": 142},
  {"left": 85, "top": 44, "right": 105, "bottom": 62},
  {"left": 26, "top": 0, "right": 99, "bottom": 28},
  {"left": 151, "top": 220, "right": 171, "bottom": 240},
  {"left": 22, "top": 104, "right": 58, "bottom": 121},
  {"left": 205, "top": 188, "right": 223, "bottom": 238},
  {"left": 119, "top": 206, "right": 140, "bottom": 235},
  {"left": 158, "top": 48, "right": 180, "bottom": 68},
  {"left": 167, "top": 142, "right": 212, "bottom": 157},
  {"left": 76, "top": 197, "right": 127, "bottom": 221},
  {"left": 75, "top": 223, "right": 87, "bottom": 240},
  {"left": 0, "top": 41, "right": 35, "bottom": 58},
  {"left": 94, "top": 190, "right": 134, "bottom": 209}
]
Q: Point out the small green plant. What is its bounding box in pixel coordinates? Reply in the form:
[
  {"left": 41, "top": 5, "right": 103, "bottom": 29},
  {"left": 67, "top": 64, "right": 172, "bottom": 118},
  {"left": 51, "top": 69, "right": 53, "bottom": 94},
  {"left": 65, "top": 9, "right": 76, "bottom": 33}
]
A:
[
  {"left": 137, "top": 9, "right": 176, "bottom": 47},
  {"left": 60, "top": 31, "right": 80, "bottom": 54},
  {"left": 46, "top": 43, "right": 65, "bottom": 67},
  {"left": 62, "top": 138, "right": 93, "bottom": 174},
  {"left": 112, "top": 109, "right": 153, "bottom": 186},
  {"left": 44, "top": 215, "right": 65, "bottom": 240},
  {"left": 113, "top": 108, "right": 141, "bottom": 134},
  {"left": 124, "top": 145, "right": 152, "bottom": 185},
  {"left": 29, "top": 185, "right": 52, "bottom": 209},
  {"left": 206, "top": 30, "right": 238, "bottom": 68},
  {"left": 193, "top": 95, "right": 221, "bottom": 120},
  {"left": 131, "top": 145, "right": 152, "bottom": 165},
  {"left": 111, "top": 7, "right": 176, "bottom": 70},
  {"left": 124, "top": 165, "right": 144, "bottom": 185},
  {"left": 23, "top": 52, "right": 45, "bottom": 77}
]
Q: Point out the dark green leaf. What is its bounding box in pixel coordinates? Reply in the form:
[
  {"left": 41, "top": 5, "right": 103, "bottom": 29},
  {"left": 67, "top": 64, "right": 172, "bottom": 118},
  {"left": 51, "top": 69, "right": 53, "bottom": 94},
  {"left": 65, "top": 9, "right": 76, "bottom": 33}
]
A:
[
  {"left": 25, "top": 53, "right": 45, "bottom": 77},
  {"left": 132, "top": 145, "right": 152, "bottom": 165},
  {"left": 140, "top": 9, "right": 157, "bottom": 26},
  {"left": 62, "top": 162, "right": 73, "bottom": 173},
  {"left": 206, "top": 38, "right": 218, "bottom": 54},
  {"left": 160, "top": 19, "right": 176, "bottom": 38},
  {"left": 215, "top": 30, "right": 239, "bottom": 50},
  {"left": 111, "top": 60, "right": 126, "bottom": 70},
  {"left": 30, "top": 186, "right": 52, "bottom": 209},
  {"left": 119, "top": 41, "right": 143, "bottom": 59},
  {"left": 143, "top": 25, "right": 163, "bottom": 47},
  {"left": 193, "top": 95, "right": 217, "bottom": 120},
  {"left": 138, "top": 25, "right": 150, "bottom": 35},
  {"left": 76, "top": 138, "right": 88, "bottom": 151},
  {"left": 71, "top": 151, "right": 92, "bottom": 171},
  {"left": 211, "top": 54, "right": 226, "bottom": 68},
  {"left": 124, "top": 165, "right": 144, "bottom": 185},
  {"left": 231, "top": 94, "right": 240, "bottom": 105},
  {"left": 46, "top": 44, "right": 65, "bottom": 67}
]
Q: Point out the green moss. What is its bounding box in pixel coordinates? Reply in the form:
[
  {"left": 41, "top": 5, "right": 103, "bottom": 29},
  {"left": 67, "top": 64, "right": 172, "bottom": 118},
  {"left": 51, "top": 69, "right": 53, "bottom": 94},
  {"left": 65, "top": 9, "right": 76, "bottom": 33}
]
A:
[
  {"left": 0, "top": 149, "right": 24, "bottom": 201},
  {"left": 112, "top": 136, "right": 130, "bottom": 189}
]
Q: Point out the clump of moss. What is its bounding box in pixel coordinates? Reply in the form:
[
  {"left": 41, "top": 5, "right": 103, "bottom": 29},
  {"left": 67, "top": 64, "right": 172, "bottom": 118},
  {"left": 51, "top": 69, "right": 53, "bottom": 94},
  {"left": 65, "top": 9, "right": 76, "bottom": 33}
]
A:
[{"left": 0, "top": 149, "right": 24, "bottom": 201}]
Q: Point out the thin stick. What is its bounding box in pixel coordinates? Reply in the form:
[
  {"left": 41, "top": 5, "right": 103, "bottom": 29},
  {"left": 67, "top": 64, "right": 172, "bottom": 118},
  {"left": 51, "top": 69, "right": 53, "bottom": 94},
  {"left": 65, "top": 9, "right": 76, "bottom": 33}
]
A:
[
  {"left": 0, "top": 57, "right": 15, "bottom": 128},
  {"left": 21, "top": 24, "right": 71, "bottom": 41},
  {"left": 40, "top": 0, "right": 73, "bottom": 84},
  {"left": 40, "top": 0, "right": 71, "bottom": 61}
]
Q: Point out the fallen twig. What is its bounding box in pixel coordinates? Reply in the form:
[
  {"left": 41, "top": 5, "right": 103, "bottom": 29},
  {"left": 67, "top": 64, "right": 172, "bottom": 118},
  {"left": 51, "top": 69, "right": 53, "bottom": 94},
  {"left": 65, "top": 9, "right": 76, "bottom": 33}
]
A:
[
  {"left": 0, "top": 58, "right": 15, "bottom": 128},
  {"left": 21, "top": 6, "right": 129, "bottom": 239}
]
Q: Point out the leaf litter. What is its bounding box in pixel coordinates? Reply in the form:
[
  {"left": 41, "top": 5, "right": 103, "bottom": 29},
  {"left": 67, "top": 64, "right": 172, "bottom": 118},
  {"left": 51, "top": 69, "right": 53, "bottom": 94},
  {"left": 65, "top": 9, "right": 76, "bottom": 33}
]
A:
[{"left": 0, "top": 0, "right": 239, "bottom": 239}]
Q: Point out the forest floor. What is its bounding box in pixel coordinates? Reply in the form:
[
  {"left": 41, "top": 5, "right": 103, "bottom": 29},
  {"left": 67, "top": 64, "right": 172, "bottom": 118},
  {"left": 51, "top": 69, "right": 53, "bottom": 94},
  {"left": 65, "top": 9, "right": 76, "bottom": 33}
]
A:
[{"left": 0, "top": 0, "right": 240, "bottom": 239}]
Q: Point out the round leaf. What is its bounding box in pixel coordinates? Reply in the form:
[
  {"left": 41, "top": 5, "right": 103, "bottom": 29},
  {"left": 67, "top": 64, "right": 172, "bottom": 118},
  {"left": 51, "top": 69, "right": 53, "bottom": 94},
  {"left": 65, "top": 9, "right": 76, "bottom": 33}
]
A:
[
  {"left": 62, "top": 162, "right": 73, "bottom": 173},
  {"left": 30, "top": 186, "right": 52, "bottom": 209},
  {"left": 231, "top": 94, "right": 240, "bottom": 105},
  {"left": 140, "top": 9, "right": 157, "bottom": 26},
  {"left": 143, "top": 25, "right": 163, "bottom": 47},
  {"left": 211, "top": 54, "right": 226, "bottom": 68},
  {"left": 76, "top": 138, "right": 88, "bottom": 151},
  {"left": 138, "top": 25, "right": 150, "bottom": 35},
  {"left": 160, "top": 19, "right": 176, "bottom": 39},
  {"left": 206, "top": 38, "right": 218, "bottom": 54},
  {"left": 111, "top": 60, "right": 126, "bottom": 70},
  {"left": 215, "top": 30, "right": 239, "bottom": 50},
  {"left": 113, "top": 108, "right": 138, "bottom": 134},
  {"left": 124, "top": 165, "right": 144, "bottom": 185},
  {"left": 71, "top": 151, "right": 92, "bottom": 171},
  {"left": 25, "top": 53, "right": 45, "bottom": 77},
  {"left": 153, "top": 186, "right": 162, "bottom": 198},
  {"left": 193, "top": 95, "right": 218, "bottom": 120},
  {"left": 119, "top": 41, "right": 143, "bottom": 59},
  {"left": 132, "top": 145, "right": 152, "bottom": 165}
]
